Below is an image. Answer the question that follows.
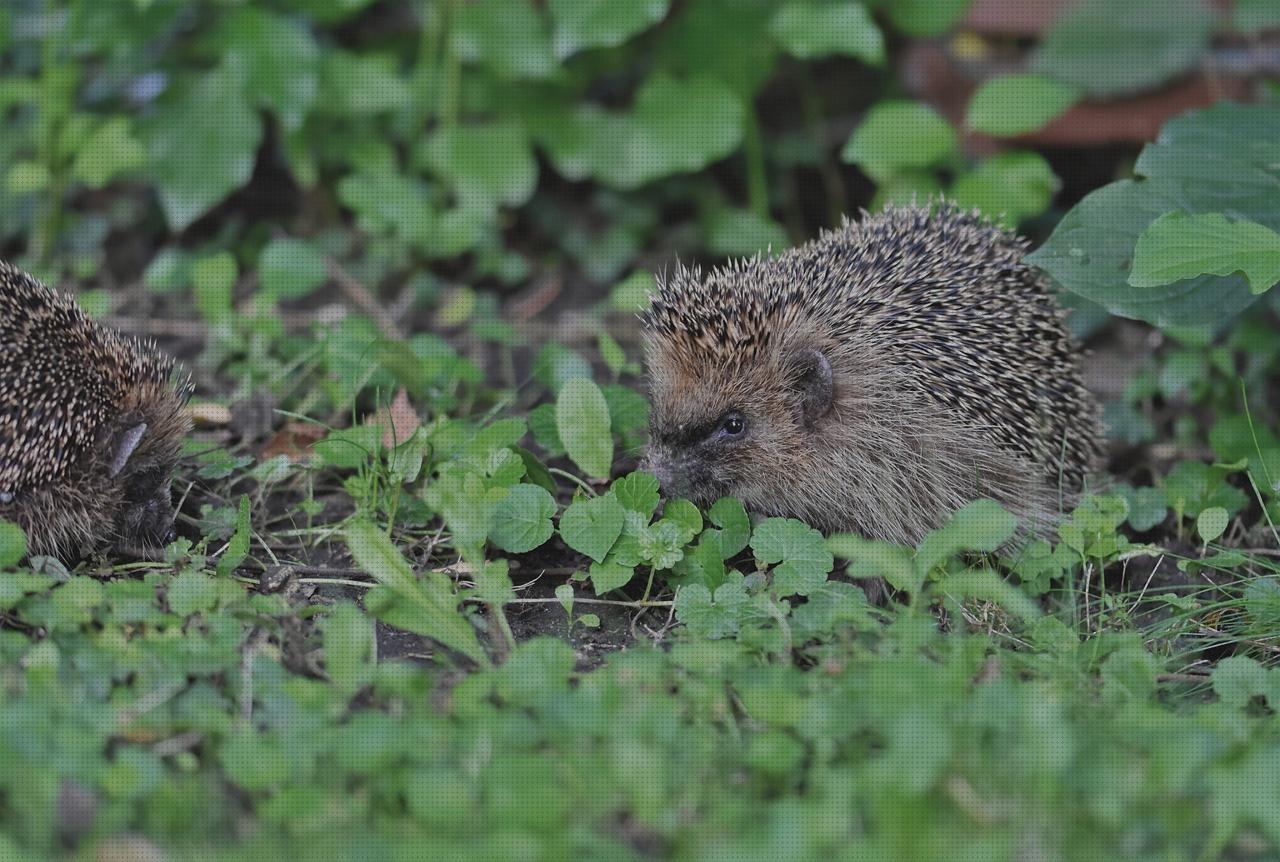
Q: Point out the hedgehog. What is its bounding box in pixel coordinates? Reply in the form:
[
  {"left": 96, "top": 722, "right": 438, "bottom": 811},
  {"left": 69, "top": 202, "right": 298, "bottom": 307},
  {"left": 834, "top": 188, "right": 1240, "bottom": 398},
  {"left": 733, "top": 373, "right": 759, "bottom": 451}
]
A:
[
  {"left": 642, "top": 203, "right": 1104, "bottom": 547},
  {"left": 0, "top": 261, "right": 192, "bottom": 560}
]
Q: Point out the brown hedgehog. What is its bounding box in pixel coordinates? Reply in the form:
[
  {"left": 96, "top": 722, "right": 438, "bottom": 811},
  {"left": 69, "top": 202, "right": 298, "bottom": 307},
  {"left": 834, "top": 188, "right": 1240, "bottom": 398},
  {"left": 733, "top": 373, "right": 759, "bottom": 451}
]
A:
[
  {"left": 643, "top": 204, "right": 1104, "bottom": 546},
  {"left": 0, "top": 261, "right": 192, "bottom": 559}
]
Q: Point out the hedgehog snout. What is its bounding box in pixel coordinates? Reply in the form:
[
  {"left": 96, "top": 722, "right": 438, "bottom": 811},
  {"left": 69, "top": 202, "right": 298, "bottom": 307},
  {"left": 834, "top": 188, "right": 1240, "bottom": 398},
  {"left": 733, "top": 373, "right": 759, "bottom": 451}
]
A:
[{"left": 643, "top": 443, "right": 719, "bottom": 504}]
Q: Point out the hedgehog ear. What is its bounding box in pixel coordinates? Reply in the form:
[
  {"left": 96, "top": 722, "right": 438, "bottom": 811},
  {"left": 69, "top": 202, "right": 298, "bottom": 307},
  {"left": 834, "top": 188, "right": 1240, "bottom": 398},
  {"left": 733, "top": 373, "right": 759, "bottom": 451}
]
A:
[
  {"left": 790, "top": 347, "right": 832, "bottom": 426},
  {"left": 109, "top": 423, "right": 148, "bottom": 478}
]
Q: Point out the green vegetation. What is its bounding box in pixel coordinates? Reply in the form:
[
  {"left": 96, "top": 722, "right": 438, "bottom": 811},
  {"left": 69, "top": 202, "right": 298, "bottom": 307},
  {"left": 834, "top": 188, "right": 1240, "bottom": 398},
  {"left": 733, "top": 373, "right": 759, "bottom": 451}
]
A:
[{"left": 2, "top": 0, "right": 1280, "bottom": 859}]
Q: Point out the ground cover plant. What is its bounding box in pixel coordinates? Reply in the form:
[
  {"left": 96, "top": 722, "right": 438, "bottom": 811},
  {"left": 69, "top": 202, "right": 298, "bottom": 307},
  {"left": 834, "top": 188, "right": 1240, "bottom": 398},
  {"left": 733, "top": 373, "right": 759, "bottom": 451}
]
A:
[{"left": 2, "top": 0, "right": 1280, "bottom": 858}]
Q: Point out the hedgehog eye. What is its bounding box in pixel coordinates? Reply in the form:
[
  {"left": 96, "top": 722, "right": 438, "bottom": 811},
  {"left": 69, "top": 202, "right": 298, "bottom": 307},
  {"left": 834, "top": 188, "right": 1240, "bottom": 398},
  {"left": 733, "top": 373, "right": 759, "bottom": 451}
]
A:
[{"left": 718, "top": 412, "right": 746, "bottom": 438}]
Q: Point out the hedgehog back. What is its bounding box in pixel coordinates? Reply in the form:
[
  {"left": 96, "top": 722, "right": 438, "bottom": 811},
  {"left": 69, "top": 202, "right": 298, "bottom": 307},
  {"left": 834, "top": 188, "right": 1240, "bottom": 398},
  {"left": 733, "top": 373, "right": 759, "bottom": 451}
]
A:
[{"left": 0, "top": 262, "right": 164, "bottom": 493}]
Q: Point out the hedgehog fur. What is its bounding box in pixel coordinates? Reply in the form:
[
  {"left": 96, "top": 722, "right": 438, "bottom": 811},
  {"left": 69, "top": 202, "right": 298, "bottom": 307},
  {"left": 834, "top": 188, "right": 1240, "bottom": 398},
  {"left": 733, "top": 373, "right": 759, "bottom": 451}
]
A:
[
  {"left": 642, "top": 203, "right": 1104, "bottom": 546},
  {"left": 0, "top": 261, "right": 192, "bottom": 559}
]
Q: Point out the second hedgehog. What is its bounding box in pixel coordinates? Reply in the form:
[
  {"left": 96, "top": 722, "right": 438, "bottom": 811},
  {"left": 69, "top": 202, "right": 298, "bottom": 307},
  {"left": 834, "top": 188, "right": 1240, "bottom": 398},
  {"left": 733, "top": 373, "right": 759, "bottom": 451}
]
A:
[
  {"left": 643, "top": 204, "right": 1103, "bottom": 546},
  {"left": 0, "top": 261, "right": 192, "bottom": 560}
]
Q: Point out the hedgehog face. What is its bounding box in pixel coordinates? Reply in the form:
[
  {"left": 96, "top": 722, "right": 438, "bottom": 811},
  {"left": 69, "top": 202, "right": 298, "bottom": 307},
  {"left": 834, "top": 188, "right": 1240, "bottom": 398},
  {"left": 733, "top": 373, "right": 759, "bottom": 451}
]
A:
[{"left": 644, "top": 345, "right": 834, "bottom": 509}]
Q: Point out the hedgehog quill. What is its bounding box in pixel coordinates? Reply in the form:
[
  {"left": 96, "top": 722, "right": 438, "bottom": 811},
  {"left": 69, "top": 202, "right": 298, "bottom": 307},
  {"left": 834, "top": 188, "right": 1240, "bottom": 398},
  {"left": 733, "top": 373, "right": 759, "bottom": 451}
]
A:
[
  {"left": 0, "top": 261, "right": 192, "bottom": 559},
  {"left": 643, "top": 204, "right": 1103, "bottom": 546}
]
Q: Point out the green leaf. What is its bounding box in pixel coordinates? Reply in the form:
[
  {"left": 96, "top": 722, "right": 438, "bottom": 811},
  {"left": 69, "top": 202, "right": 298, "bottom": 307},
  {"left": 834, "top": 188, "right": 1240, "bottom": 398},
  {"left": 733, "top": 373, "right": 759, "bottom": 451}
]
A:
[
  {"left": 705, "top": 208, "right": 791, "bottom": 257},
  {"left": 559, "top": 494, "right": 625, "bottom": 563},
  {"left": 1030, "top": 0, "right": 1213, "bottom": 98},
  {"left": 965, "top": 74, "right": 1080, "bottom": 137},
  {"left": 769, "top": 2, "right": 884, "bottom": 64},
  {"left": 345, "top": 519, "right": 487, "bottom": 665},
  {"left": 489, "top": 485, "right": 557, "bottom": 553},
  {"left": 674, "top": 579, "right": 751, "bottom": 639},
  {"left": 321, "top": 601, "right": 375, "bottom": 696},
  {"left": 1130, "top": 212, "right": 1280, "bottom": 296},
  {"left": 662, "top": 499, "right": 703, "bottom": 545},
  {"left": 71, "top": 116, "right": 146, "bottom": 188},
  {"left": 1236, "top": 0, "right": 1280, "bottom": 33},
  {"left": 937, "top": 568, "right": 1043, "bottom": 621},
  {"left": 707, "top": 497, "right": 751, "bottom": 558},
  {"left": 0, "top": 521, "right": 27, "bottom": 568},
  {"left": 751, "top": 518, "right": 834, "bottom": 597},
  {"left": 1028, "top": 97, "right": 1280, "bottom": 331},
  {"left": 588, "top": 559, "right": 636, "bottom": 595},
  {"left": 612, "top": 472, "right": 660, "bottom": 517},
  {"left": 191, "top": 252, "right": 237, "bottom": 323},
  {"left": 167, "top": 569, "right": 220, "bottom": 618},
  {"left": 598, "top": 331, "right": 627, "bottom": 377},
  {"left": 1115, "top": 484, "right": 1169, "bottom": 532},
  {"left": 214, "top": 7, "right": 319, "bottom": 133},
  {"left": 555, "top": 378, "right": 614, "bottom": 480},
  {"left": 259, "top": 238, "right": 328, "bottom": 300},
  {"left": 1196, "top": 507, "right": 1229, "bottom": 544},
  {"left": 451, "top": 0, "right": 556, "bottom": 79},
  {"left": 949, "top": 151, "right": 1059, "bottom": 226},
  {"left": 141, "top": 60, "right": 263, "bottom": 231},
  {"left": 841, "top": 100, "right": 956, "bottom": 182},
  {"left": 1212, "top": 656, "right": 1271, "bottom": 709},
  {"left": 916, "top": 499, "right": 1018, "bottom": 574},
  {"left": 876, "top": 0, "right": 970, "bottom": 36},
  {"left": 216, "top": 496, "right": 252, "bottom": 579},
  {"left": 419, "top": 121, "right": 538, "bottom": 208},
  {"left": 548, "top": 0, "right": 669, "bottom": 59},
  {"left": 640, "top": 519, "right": 686, "bottom": 570}
]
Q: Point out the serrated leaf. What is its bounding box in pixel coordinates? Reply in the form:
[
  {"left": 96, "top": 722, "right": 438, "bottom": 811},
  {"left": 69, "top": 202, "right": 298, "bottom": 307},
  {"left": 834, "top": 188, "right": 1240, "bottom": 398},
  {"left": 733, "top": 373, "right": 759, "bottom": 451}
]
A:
[
  {"left": 556, "top": 378, "right": 613, "bottom": 480},
  {"left": 489, "top": 484, "right": 557, "bottom": 553},
  {"left": 965, "top": 74, "right": 1080, "bottom": 137},
  {"left": 674, "top": 578, "right": 750, "bottom": 639},
  {"left": 707, "top": 497, "right": 750, "bottom": 558},
  {"left": 612, "top": 472, "right": 660, "bottom": 516},
  {"left": 751, "top": 518, "right": 833, "bottom": 597},
  {"left": 641, "top": 519, "right": 687, "bottom": 570},
  {"left": 1130, "top": 212, "right": 1280, "bottom": 296},
  {"left": 559, "top": 494, "right": 625, "bottom": 563}
]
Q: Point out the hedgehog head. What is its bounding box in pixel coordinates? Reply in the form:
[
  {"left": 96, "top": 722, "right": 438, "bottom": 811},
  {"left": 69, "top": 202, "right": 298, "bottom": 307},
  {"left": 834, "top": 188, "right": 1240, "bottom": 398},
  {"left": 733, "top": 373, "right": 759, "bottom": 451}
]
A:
[{"left": 642, "top": 261, "right": 838, "bottom": 509}]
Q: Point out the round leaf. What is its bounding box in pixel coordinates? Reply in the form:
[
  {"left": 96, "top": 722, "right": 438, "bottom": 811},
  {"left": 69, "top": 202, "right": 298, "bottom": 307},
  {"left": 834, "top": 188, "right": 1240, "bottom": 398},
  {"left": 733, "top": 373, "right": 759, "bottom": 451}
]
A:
[
  {"left": 555, "top": 378, "right": 613, "bottom": 480},
  {"left": 490, "top": 485, "right": 557, "bottom": 553}
]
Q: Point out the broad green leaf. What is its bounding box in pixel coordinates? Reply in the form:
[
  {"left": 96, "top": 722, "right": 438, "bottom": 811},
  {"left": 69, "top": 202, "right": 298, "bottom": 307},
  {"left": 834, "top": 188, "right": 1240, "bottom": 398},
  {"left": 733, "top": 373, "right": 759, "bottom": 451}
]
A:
[
  {"left": 548, "top": 0, "right": 669, "bottom": 59},
  {"left": 706, "top": 208, "right": 791, "bottom": 257},
  {"left": 167, "top": 569, "right": 221, "bottom": 618},
  {"left": 965, "top": 74, "right": 1080, "bottom": 137},
  {"left": 141, "top": 60, "right": 263, "bottom": 231},
  {"left": 489, "top": 485, "right": 557, "bottom": 553},
  {"left": 191, "top": 252, "right": 237, "bottom": 323},
  {"left": 71, "top": 117, "right": 146, "bottom": 188},
  {"left": 662, "top": 499, "right": 703, "bottom": 545},
  {"left": 556, "top": 378, "right": 613, "bottom": 480},
  {"left": 559, "top": 494, "right": 625, "bottom": 563},
  {"left": 949, "top": 151, "right": 1059, "bottom": 226},
  {"left": 451, "top": 0, "right": 556, "bottom": 80},
  {"left": 1211, "top": 656, "right": 1271, "bottom": 709},
  {"left": 320, "top": 50, "right": 412, "bottom": 115},
  {"left": 1030, "top": 0, "right": 1213, "bottom": 97},
  {"left": 707, "top": 497, "right": 751, "bottom": 558},
  {"left": 1129, "top": 212, "right": 1280, "bottom": 296},
  {"left": 345, "top": 519, "right": 487, "bottom": 665},
  {"left": 1196, "top": 507, "right": 1229, "bottom": 544},
  {"left": 915, "top": 499, "right": 1018, "bottom": 574},
  {"left": 841, "top": 101, "right": 956, "bottom": 182},
  {"left": 769, "top": 2, "right": 884, "bottom": 64},
  {"left": 214, "top": 7, "right": 319, "bottom": 132},
  {"left": 320, "top": 601, "right": 375, "bottom": 696},
  {"left": 751, "top": 518, "right": 833, "bottom": 597},
  {"left": 588, "top": 559, "right": 635, "bottom": 595},
  {"left": 1236, "top": 0, "right": 1280, "bottom": 33},
  {"left": 418, "top": 121, "right": 538, "bottom": 208},
  {"left": 612, "top": 472, "right": 660, "bottom": 517},
  {"left": 937, "top": 568, "right": 1043, "bottom": 621},
  {"left": 876, "top": 0, "right": 970, "bottom": 36},
  {"left": 0, "top": 521, "right": 27, "bottom": 569},
  {"left": 674, "top": 579, "right": 751, "bottom": 639},
  {"left": 259, "top": 238, "right": 328, "bottom": 299}
]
